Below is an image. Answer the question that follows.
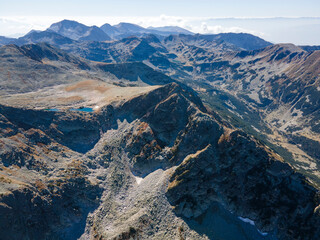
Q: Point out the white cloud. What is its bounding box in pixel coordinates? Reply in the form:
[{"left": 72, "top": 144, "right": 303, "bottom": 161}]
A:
[
  {"left": 198, "top": 22, "right": 264, "bottom": 37},
  {"left": 1, "top": 15, "right": 320, "bottom": 45},
  {"left": 0, "top": 16, "right": 62, "bottom": 36},
  {"left": 0, "top": 15, "right": 265, "bottom": 38}
]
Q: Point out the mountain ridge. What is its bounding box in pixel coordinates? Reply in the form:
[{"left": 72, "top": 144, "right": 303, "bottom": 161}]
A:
[{"left": 100, "top": 21, "right": 195, "bottom": 39}]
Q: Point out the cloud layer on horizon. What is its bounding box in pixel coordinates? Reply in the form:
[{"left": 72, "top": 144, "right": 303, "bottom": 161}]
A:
[{"left": 0, "top": 15, "right": 319, "bottom": 45}]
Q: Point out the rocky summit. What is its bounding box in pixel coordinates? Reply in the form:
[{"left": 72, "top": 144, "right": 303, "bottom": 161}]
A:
[{"left": 0, "top": 19, "right": 320, "bottom": 240}]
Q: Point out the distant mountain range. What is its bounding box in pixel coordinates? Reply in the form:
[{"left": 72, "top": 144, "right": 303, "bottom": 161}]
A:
[
  {"left": 0, "top": 19, "right": 272, "bottom": 51},
  {"left": 100, "top": 22, "right": 194, "bottom": 39},
  {"left": 48, "top": 20, "right": 111, "bottom": 41},
  {"left": 0, "top": 19, "right": 196, "bottom": 44}
]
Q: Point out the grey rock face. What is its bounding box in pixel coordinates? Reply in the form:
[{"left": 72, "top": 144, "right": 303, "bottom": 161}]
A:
[{"left": 167, "top": 130, "right": 320, "bottom": 239}]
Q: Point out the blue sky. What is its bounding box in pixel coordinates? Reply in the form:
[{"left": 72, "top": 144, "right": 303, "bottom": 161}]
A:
[
  {"left": 1, "top": 0, "right": 320, "bottom": 44},
  {"left": 2, "top": 0, "right": 320, "bottom": 17}
]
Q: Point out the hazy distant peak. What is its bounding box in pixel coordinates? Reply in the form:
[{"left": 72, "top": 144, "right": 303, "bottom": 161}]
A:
[
  {"left": 148, "top": 26, "right": 194, "bottom": 35},
  {"left": 114, "top": 22, "right": 146, "bottom": 32},
  {"left": 143, "top": 34, "right": 161, "bottom": 43},
  {"left": 163, "top": 32, "right": 272, "bottom": 51},
  {"left": 48, "top": 19, "right": 86, "bottom": 31},
  {"left": 25, "top": 29, "right": 42, "bottom": 36},
  {"left": 267, "top": 43, "right": 304, "bottom": 52},
  {"left": 48, "top": 19, "right": 111, "bottom": 41}
]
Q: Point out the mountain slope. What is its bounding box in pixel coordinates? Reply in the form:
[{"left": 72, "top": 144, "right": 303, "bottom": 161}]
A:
[
  {"left": 209, "top": 32, "right": 273, "bottom": 50},
  {"left": 97, "top": 62, "right": 173, "bottom": 85},
  {"left": 0, "top": 36, "right": 15, "bottom": 46},
  {"left": 0, "top": 43, "right": 92, "bottom": 93},
  {"left": 175, "top": 43, "right": 320, "bottom": 186},
  {"left": 163, "top": 33, "right": 273, "bottom": 51},
  {"left": 13, "top": 30, "right": 76, "bottom": 46},
  {"left": 0, "top": 42, "right": 174, "bottom": 112},
  {"left": 100, "top": 23, "right": 120, "bottom": 39}
]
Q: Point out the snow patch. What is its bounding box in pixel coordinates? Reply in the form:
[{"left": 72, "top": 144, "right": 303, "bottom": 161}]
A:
[
  {"left": 251, "top": 125, "right": 261, "bottom": 133},
  {"left": 238, "top": 217, "right": 268, "bottom": 236},
  {"left": 238, "top": 217, "right": 255, "bottom": 226},
  {"left": 247, "top": 92, "right": 262, "bottom": 104},
  {"left": 143, "top": 60, "right": 157, "bottom": 70},
  {"left": 278, "top": 107, "right": 303, "bottom": 132},
  {"left": 228, "top": 109, "right": 243, "bottom": 119},
  {"left": 225, "top": 100, "right": 237, "bottom": 110},
  {"left": 134, "top": 176, "right": 143, "bottom": 185},
  {"left": 305, "top": 95, "right": 310, "bottom": 103}
]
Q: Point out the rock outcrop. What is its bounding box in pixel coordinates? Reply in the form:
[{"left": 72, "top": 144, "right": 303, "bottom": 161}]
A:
[{"left": 167, "top": 129, "right": 320, "bottom": 239}]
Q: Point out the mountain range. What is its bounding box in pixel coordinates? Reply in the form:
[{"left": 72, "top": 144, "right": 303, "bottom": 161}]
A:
[
  {"left": 0, "top": 19, "right": 271, "bottom": 50},
  {"left": 0, "top": 19, "right": 320, "bottom": 240},
  {"left": 48, "top": 20, "right": 111, "bottom": 41},
  {"left": 0, "top": 19, "right": 196, "bottom": 45},
  {"left": 100, "top": 22, "right": 194, "bottom": 39}
]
